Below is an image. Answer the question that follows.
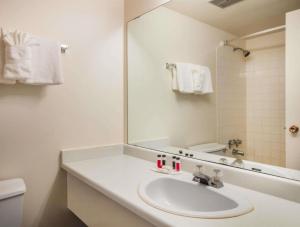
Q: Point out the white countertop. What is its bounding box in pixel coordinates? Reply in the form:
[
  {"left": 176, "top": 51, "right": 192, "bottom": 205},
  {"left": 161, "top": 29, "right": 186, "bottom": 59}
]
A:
[{"left": 62, "top": 152, "right": 300, "bottom": 227}]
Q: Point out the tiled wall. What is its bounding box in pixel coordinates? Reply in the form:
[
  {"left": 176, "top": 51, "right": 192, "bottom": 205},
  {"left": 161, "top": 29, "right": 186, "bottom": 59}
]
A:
[
  {"left": 245, "top": 32, "right": 285, "bottom": 166},
  {"left": 216, "top": 45, "right": 247, "bottom": 155},
  {"left": 217, "top": 32, "right": 285, "bottom": 166}
]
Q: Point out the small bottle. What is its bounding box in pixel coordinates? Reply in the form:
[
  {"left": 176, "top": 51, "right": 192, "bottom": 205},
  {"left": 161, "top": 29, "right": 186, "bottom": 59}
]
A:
[
  {"left": 157, "top": 155, "right": 162, "bottom": 168},
  {"left": 162, "top": 155, "right": 166, "bottom": 166},
  {"left": 172, "top": 156, "right": 176, "bottom": 170},
  {"left": 176, "top": 157, "right": 181, "bottom": 172}
]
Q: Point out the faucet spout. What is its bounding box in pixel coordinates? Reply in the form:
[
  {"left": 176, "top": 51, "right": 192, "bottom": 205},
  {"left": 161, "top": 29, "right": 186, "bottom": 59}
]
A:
[
  {"left": 192, "top": 165, "right": 224, "bottom": 188},
  {"left": 192, "top": 175, "right": 210, "bottom": 186}
]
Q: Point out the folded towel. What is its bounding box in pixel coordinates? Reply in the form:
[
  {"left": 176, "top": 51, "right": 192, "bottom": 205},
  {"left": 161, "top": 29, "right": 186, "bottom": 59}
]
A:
[
  {"left": 175, "top": 63, "right": 194, "bottom": 93},
  {"left": 193, "top": 65, "right": 213, "bottom": 94},
  {"left": 3, "top": 30, "right": 38, "bottom": 81},
  {"left": 171, "top": 63, "right": 213, "bottom": 95},
  {"left": 191, "top": 65, "right": 204, "bottom": 92},
  {"left": 0, "top": 29, "right": 16, "bottom": 84},
  {"left": 20, "top": 37, "right": 63, "bottom": 85}
]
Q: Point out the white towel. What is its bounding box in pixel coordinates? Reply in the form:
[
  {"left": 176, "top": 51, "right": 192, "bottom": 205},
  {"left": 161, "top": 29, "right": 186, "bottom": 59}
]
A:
[
  {"left": 3, "top": 30, "right": 38, "bottom": 81},
  {"left": 175, "top": 63, "right": 194, "bottom": 93},
  {"left": 191, "top": 65, "right": 204, "bottom": 92},
  {"left": 170, "top": 65, "right": 178, "bottom": 91},
  {"left": 172, "top": 63, "right": 213, "bottom": 95},
  {"left": 20, "top": 37, "right": 63, "bottom": 85},
  {"left": 193, "top": 65, "right": 213, "bottom": 94},
  {"left": 0, "top": 29, "right": 16, "bottom": 84}
]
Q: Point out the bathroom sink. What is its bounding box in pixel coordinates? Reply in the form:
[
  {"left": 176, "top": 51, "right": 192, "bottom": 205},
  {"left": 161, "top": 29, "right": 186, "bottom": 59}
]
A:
[{"left": 138, "top": 177, "right": 253, "bottom": 218}]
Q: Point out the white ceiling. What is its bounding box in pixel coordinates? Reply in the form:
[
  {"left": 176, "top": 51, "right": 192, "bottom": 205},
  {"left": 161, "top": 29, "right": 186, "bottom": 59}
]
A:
[{"left": 165, "top": 0, "right": 300, "bottom": 36}]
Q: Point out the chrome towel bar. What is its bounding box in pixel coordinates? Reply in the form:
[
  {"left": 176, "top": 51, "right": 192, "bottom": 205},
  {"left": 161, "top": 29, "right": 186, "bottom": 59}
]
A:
[
  {"left": 60, "top": 44, "right": 69, "bottom": 53},
  {"left": 166, "top": 63, "right": 176, "bottom": 70}
]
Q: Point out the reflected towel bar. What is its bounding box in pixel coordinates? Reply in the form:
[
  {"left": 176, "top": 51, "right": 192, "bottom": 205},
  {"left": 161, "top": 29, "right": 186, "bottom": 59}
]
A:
[
  {"left": 166, "top": 63, "right": 176, "bottom": 70},
  {"left": 61, "top": 44, "right": 69, "bottom": 53}
]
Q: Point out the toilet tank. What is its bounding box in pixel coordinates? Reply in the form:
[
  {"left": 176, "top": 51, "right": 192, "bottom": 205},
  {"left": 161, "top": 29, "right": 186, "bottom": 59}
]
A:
[{"left": 0, "top": 178, "right": 26, "bottom": 227}]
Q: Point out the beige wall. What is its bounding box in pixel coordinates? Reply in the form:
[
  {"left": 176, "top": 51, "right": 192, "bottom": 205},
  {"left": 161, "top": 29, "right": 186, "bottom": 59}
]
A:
[
  {"left": 125, "top": 0, "right": 170, "bottom": 21},
  {"left": 0, "top": 0, "right": 124, "bottom": 227},
  {"left": 128, "top": 7, "right": 235, "bottom": 147}
]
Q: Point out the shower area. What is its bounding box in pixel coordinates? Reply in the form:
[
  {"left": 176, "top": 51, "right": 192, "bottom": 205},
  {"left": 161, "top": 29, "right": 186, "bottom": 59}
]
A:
[{"left": 217, "top": 28, "right": 286, "bottom": 167}]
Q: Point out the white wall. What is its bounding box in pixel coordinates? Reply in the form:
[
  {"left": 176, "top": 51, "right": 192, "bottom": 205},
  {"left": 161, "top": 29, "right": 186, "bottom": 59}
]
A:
[
  {"left": 128, "top": 7, "right": 235, "bottom": 147},
  {"left": 0, "top": 0, "right": 124, "bottom": 226},
  {"left": 124, "top": 0, "right": 171, "bottom": 142},
  {"left": 286, "top": 9, "right": 300, "bottom": 170}
]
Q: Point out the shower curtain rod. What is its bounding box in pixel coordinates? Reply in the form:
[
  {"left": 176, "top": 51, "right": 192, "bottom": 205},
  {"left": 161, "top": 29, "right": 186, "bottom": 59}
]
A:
[{"left": 229, "top": 25, "right": 285, "bottom": 42}]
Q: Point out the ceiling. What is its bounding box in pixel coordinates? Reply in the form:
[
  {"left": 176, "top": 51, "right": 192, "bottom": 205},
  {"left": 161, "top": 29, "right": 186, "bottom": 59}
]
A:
[{"left": 165, "top": 0, "right": 300, "bottom": 36}]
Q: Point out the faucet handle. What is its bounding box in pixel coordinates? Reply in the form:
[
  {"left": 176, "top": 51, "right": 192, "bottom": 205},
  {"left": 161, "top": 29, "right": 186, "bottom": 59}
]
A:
[
  {"left": 211, "top": 169, "right": 224, "bottom": 188},
  {"left": 196, "top": 165, "right": 204, "bottom": 173},
  {"left": 219, "top": 158, "right": 228, "bottom": 165},
  {"left": 193, "top": 165, "right": 204, "bottom": 177},
  {"left": 232, "top": 148, "right": 245, "bottom": 156},
  {"left": 236, "top": 139, "right": 242, "bottom": 145},
  {"left": 213, "top": 169, "right": 223, "bottom": 181}
]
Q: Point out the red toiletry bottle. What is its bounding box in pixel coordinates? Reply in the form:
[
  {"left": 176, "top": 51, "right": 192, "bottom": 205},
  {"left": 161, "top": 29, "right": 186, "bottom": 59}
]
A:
[
  {"left": 176, "top": 157, "right": 181, "bottom": 172},
  {"left": 157, "top": 155, "right": 162, "bottom": 168}
]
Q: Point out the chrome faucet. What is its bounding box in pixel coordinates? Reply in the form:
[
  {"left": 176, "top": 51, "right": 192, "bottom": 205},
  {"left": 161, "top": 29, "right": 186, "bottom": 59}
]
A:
[
  {"left": 231, "top": 158, "right": 244, "bottom": 168},
  {"left": 228, "top": 139, "right": 242, "bottom": 149},
  {"left": 232, "top": 148, "right": 244, "bottom": 156},
  {"left": 192, "top": 165, "right": 224, "bottom": 188},
  {"left": 228, "top": 139, "right": 235, "bottom": 149},
  {"left": 231, "top": 149, "right": 245, "bottom": 167}
]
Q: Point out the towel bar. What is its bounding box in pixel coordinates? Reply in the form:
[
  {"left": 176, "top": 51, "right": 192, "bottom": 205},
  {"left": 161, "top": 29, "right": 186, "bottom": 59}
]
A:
[
  {"left": 61, "top": 44, "right": 69, "bottom": 53},
  {"left": 166, "top": 63, "right": 176, "bottom": 70}
]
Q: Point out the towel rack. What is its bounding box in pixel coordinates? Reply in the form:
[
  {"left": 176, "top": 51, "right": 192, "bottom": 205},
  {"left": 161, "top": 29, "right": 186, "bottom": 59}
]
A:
[
  {"left": 60, "top": 44, "right": 69, "bottom": 53},
  {"left": 166, "top": 63, "right": 176, "bottom": 70}
]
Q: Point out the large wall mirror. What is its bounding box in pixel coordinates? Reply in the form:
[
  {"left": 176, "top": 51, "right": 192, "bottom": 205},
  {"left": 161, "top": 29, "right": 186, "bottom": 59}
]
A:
[{"left": 127, "top": 0, "right": 300, "bottom": 181}]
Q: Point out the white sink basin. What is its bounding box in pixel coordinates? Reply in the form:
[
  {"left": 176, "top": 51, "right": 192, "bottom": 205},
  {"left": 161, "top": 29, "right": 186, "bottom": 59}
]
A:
[{"left": 138, "top": 177, "right": 253, "bottom": 218}]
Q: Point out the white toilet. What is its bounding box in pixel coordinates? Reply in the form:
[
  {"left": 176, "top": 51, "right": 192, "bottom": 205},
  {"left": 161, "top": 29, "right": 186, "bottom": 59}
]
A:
[{"left": 0, "top": 178, "right": 26, "bottom": 227}]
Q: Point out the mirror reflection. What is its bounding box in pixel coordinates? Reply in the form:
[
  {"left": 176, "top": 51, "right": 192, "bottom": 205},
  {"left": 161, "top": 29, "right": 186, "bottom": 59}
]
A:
[{"left": 127, "top": 0, "right": 300, "bottom": 181}]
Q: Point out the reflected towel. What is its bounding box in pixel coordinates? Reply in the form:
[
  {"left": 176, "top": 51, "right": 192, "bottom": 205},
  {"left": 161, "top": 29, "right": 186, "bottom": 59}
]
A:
[
  {"left": 193, "top": 65, "right": 213, "bottom": 94},
  {"left": 174, "top": 63, "right": 213, "bottom": 95},
  {"left": 191, "top": 65, "right": 204, "bottom": 92},
  {"left": 175, "top": 63, "right": 194, "bottom": 93},
  {"left": 171, "top": 65, "right": 179, "bottom": 91}
]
